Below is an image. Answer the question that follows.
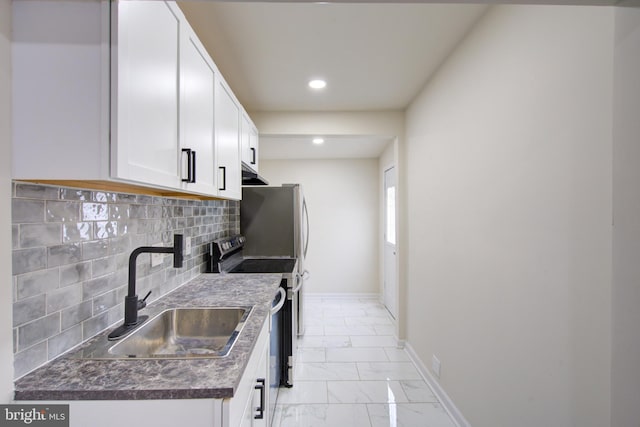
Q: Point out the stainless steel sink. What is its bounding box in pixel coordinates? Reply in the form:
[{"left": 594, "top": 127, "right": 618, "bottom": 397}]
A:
[{"left": 75, "top": 307, "right": 253, "bottom": 359}]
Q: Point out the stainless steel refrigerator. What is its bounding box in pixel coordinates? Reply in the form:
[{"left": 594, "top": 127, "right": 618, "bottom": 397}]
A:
[{"left": 240, "top": 184, "right": 309, "bottom": 336}]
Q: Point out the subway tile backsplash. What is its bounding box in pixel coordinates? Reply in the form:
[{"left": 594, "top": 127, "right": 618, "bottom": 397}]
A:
[{"left": 11, "top": 182, "right": 239, "bottom": 378}]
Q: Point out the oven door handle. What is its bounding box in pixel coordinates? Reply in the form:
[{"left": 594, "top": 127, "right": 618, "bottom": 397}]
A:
[
  {"left": 270, "top": 287, "right": 287, "bottom": 315},
  {"left": 292, "top": 270, "right": 309, "bottom": 293}
]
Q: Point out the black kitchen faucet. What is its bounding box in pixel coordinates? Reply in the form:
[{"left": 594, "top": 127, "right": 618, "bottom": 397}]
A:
[{"left": 108, "top": 234, "right": 184, "bottom": 340}]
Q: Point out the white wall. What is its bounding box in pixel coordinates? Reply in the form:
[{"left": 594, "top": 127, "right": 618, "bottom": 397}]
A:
[
  {"left": 260, "top": 159, "right": 379, "bottom": 295},
  {"left": 405, "top": 5, "right": 613, "bottom": 426},
  {"left": 612, "top": 7, "right": 640, "bottom": 427},
  {"left": 0, "top": 0, "right": 14, "bottom": 402}
]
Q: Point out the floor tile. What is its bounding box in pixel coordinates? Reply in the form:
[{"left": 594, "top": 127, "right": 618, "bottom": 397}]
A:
[
  {"left": 364, "top": 306, "right": 391, "bottom": 316},
  {"left": 298, "top": 348, "right": 326, "bottom": 363},
  {"left": 288, "top": 297, "right": 457, "bottom": 427},
  {"left": 367, "top": 403, "right": 457, "bottom": 427},
  {"left": 324, "top": 325, "right": 378, "bottom": 336},
  {"left": 326, "top": 347, "right": 389, "bottom": 362},
  {"left": 317, "top": 317, "right": 347, "bottom": 326},
  {"left": 278, "top": 380, "right": 328, "bottom": 404},
  {"left": 351, "top": 335, "right": 398, "bottom": 348},
  {"left": 383, "top": 347, "right": 410, "bottom": 362},
  {"left": 323, "top": 308, "right": 366, "bottom": 317},
  {"left": 297, "top": 362, "right": 360, "bottom": 381},
  {"left": 327, "top": 380, "right": 409, "bottom": 404},
  {"left": 357, "top": 362, "right": 423, "bottom": 380},
  {"left": 399, "top": 380, "right": 438, "bottom": 403},
  {"left": 305, "top": 325, "right": 325, "bottom": 336},
  {"left": 374, "top": 325, "right": 396, "bottom": 335},
  {"left": 298, "top": 335, "right": 351, "bottom": 348},
  {"left": 275, "top": 404, "right": 372, "bottom": 427},
  {"left": 345, "top": 316, "right": 393, "bottom": 326}
]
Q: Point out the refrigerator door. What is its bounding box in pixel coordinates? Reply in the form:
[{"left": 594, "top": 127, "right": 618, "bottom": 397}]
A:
[
  {"left": 241, "top": 186, "right": 295, "bottom": 257},
  {"left": 291, "top": 184, "right": 309, "bottom": 336},
  {"left": 240, "top": 184, "right": 310, "bottom": 337}
]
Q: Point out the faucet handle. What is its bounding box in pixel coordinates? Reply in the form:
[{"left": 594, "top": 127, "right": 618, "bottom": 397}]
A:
[{"left": 137, "top": 291, "right": 152, "bottom": 310}]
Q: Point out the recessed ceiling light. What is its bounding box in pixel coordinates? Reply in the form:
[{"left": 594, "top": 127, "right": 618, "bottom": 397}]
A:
[
  {"left": 312, "top": 138, "right": 325, "bottom": 145},
  {"left": 308, "top": 79, "right": 327, "bottom": 90}
]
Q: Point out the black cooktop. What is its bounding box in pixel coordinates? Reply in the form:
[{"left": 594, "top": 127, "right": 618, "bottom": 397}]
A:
[{"left": 229, "top": 258, "right": 297, "bottom": 274}]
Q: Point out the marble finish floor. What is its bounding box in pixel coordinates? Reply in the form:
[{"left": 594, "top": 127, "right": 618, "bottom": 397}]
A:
[{"left": 272, "top": 297, "right": 457, "bottom": 427}]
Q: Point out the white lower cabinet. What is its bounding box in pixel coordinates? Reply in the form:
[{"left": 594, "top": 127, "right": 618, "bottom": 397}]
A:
[
  {"left": 22, "top": 320, "right": 271, "bottom": 427},
  {"left": 226, "top": 319, "right": 270, "bottom": 427}
]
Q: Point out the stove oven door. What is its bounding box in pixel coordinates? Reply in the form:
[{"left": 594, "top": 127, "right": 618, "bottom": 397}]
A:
[{"left": 270, "top": 284, "right": 286, "bottom": 424}]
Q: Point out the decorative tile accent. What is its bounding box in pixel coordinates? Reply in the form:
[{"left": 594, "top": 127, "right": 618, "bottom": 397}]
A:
[
  {"left": 62, "top": 222, "right": 93, "bottom": 243},
  {"left": 11, "top": 181, "right": 240, "bottom": 378},
  {"left": 81, "top": 202, "right": 108, "bottom": 221}
]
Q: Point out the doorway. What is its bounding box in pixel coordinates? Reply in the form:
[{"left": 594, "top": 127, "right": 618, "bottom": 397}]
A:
[{"left": 383, "top": 166, "right": 398, "bottom": 319}]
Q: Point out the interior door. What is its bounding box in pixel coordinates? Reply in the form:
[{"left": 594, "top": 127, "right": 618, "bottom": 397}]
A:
[{"left": 384, "top": 167, "right": 398, "bottom": 319}]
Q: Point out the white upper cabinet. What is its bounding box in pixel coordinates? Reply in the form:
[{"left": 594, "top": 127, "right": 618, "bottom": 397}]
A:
[
  {"left": 12, "top": 0, "right": 110, "bottom": 181},
  {"left": 241, "top": 113, "right": 260, "bottom": 173},
  {"left": 12, "top": 0, "right": 253, "bottom": 200},
  {"left": 215, "top": 80, "right": 242, "bottom": 200},
  {"left": 112, "top": 1, "right": 181, "bottom": 189},
  {"left": 179, "top": 25, "right": 217, "bottom": 195}
]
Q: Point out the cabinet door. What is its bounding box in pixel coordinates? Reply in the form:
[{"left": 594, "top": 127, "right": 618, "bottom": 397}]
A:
[
  {"left": 113, "top": 1, "right": 181, "bottom": 189},
  {"left": 180, "top": 26, "right": 217, "bottom": 196},
  {"left": 215, "top": 80, "right": 242, "bottom": 200},
  {"left": 251, "top": 340, "right": 269, "bottom": 427},
  {"left": 240, "top": 114, "right": 251, "bottom": 167},
  {"left": 241, "top": 113, "right": 259, "bottom": 173},
  {"left": 249, "top": 125, "right": 260, "bottom": 173}
]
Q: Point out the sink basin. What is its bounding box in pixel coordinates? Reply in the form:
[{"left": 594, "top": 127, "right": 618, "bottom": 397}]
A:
[{"left": 105, "top": 307, "right": 252, "bottom": 359}]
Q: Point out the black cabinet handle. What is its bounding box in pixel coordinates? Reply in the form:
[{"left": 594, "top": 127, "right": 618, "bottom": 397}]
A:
[
  {"left": 181, "top": 149, "right": 191, "bottom": 183},
  {"left": 219, "top": 166, "right": 226, "bottom": 191},
  {"left": 250, "top": 147, "right": 256, "bottom": 165},
  {"left": 181, "top": 149, "right": 196, "bottom": 183},
  {"left": 254, "top": 378, "right": 265, "bottom": 420},
  {"left": 191, "top": 150, "right": 196, "bottom": 183}
]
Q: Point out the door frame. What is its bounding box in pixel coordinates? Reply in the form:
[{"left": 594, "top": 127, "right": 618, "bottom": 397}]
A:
[{"left": 382, "top": 164, "right": 398, "bottom": 320}]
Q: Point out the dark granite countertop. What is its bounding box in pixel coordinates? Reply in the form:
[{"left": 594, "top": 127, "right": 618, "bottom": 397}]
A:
[{"left": 14, "top": 273, "right": 282, "bottom": 401}]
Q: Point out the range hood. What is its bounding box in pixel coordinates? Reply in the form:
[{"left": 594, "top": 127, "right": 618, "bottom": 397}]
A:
[{"left": 241, "top": 162, "right": 269, "bottom": 186}]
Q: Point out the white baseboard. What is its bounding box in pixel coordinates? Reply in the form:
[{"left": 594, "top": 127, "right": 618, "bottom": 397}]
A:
[
  {"left": 304, "top": 293, "right": 380, "bottom": 301},
  {"left": 404, "top": 342, "right": 471, "bottom": 427}
]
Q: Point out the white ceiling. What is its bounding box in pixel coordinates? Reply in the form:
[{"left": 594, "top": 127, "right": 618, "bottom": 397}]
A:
[
  {"left": 260, "top": 134, "right": 393, "bottom": 160},
  {"left": 177, "top": 2, "right": 488, "bottom": 159},
  {"left": 179, "top": 2, "right": 488, "bottom": 112}
]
